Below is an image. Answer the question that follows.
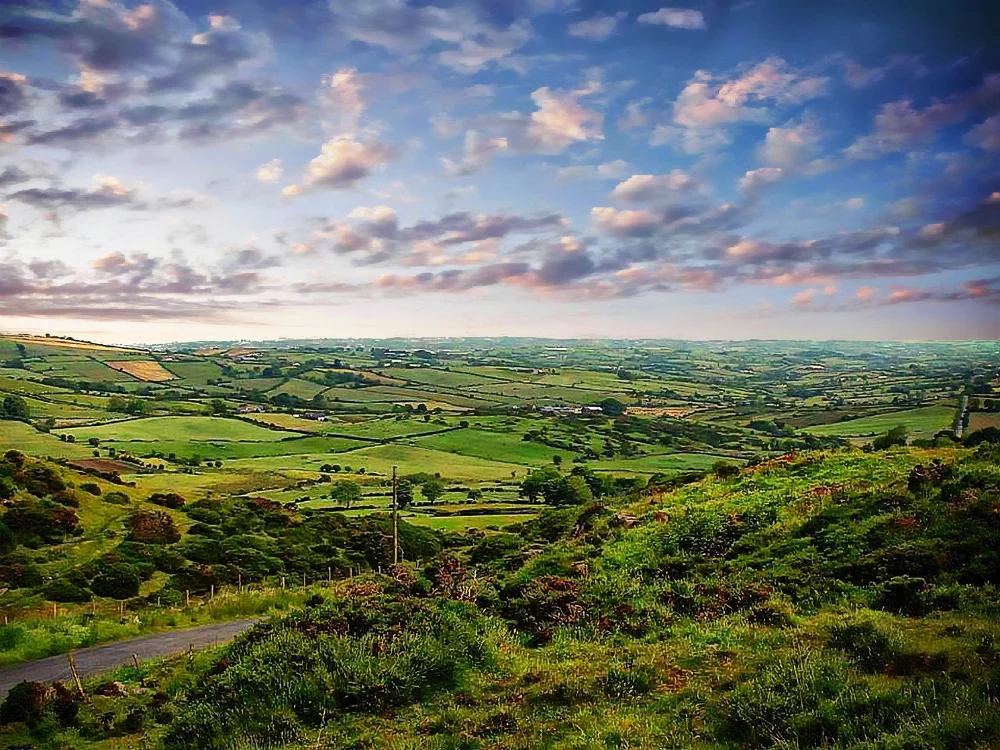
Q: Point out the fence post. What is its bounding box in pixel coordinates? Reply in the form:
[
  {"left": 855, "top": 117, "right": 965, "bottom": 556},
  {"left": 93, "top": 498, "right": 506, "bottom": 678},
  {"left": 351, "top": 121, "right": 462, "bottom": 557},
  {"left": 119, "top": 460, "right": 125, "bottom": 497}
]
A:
[{"left": 67, "top": 652, "right": 86, "bottom": 699}]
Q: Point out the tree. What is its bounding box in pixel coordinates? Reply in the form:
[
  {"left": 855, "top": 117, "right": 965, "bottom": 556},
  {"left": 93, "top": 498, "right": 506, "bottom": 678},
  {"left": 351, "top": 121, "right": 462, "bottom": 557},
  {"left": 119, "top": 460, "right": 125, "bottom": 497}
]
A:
[
  {"left": 1, "top": 395, "right": 30, "bottom": 421},
  {"left": 599, "top": 398, "right": 626, "bottom": 416},
  {"left": 396, "top": 479, "right": 413, "bottom": 509},
  {"left": 422, "top": 479, "right": 445, "bottom": 504},
  {"left": 210, "top": 399, "right": 227, "bottom": 415},
  {"left": 873, "top": 425, "right": 908, "bottom": 450},
  {"left": 552, "top": 454, "right": 562, "bottom": 467},
  {"left": 330, "top": 480, "right": 362, "bottom": 508},
  {"left": 713, "top": 461, "right": 740, "bottom": 480},
  {"left": 520, "top": 467, "right": 560, "bottom": 503},
  {"left": 558, "top": 475, "right": 593, "bottom": 506}
]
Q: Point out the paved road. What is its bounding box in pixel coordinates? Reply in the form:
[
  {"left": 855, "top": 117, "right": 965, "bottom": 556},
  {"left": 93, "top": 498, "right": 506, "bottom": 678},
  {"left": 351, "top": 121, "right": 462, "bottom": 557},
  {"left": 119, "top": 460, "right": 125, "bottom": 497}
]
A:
[
  {"left": 956, "top": 394, "right": 969, "bottom": 439},
  {"left": 0, "top": 619, "right": 255, "bottom": 697}
]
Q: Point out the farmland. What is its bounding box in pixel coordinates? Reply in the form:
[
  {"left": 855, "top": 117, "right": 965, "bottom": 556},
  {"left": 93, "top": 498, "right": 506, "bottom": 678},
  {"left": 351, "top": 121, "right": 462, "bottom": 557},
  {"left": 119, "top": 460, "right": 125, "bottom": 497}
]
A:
[
  {"left": 0, "top": 334, "right": 998, "bottom": 750},
  {"left": 1, "top": 336, "right": 995, "bottom": 517}
]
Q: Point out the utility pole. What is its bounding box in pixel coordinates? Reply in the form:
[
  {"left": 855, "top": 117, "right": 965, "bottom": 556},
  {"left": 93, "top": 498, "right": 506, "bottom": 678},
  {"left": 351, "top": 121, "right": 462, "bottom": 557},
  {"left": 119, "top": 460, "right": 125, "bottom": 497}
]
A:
[{"left": 392, "top": 465, "right": 399, "bottom": 566}]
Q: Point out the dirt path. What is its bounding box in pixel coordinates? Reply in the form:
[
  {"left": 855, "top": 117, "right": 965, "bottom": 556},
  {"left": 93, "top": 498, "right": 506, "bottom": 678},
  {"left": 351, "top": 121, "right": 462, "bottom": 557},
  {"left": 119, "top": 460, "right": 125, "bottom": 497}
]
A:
[{"left": 0, "top": 619, "right": 255, "bottom": 697}]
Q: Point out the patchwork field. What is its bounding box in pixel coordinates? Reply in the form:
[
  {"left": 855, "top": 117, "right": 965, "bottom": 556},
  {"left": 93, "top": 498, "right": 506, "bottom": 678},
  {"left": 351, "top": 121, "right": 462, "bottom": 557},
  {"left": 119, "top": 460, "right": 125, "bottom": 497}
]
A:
[
  {"left": 106, "top": 360, "right": 175, "bottom": 381},
  {"left": 1, "top": 335, "right": 994, "bottom": 534},
  {"left": 804, "top": 404, "right": 957, "bottom": 441}
]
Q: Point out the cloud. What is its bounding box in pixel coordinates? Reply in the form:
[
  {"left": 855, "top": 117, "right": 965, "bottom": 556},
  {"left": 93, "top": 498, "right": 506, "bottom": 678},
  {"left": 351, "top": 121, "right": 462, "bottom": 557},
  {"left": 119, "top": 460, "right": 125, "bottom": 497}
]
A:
[
  {"left": 966, "top": 114, "right": 1000, "bottom": 151},
  {"left": 590, "top": 207, "right": 659, "bottom": 237},
  {"left": 256, "top": 159, "right": 283, "bottom": 182},
  {"left": 659, "top": 58, "right": 828, "bottom": 153},
  {"left": 842, "top": 55, "right": 925, "bottom": 90},
  {"left": 523, "top": 85, "right": 604, "bottom": 152},
  {"left": 283, "top": 137, "right": 397, "bottom": 195},
  {"left": 790, "top": 288, "right": 818, "bottom": 307},
  {"left": 0, "top": 161, "right": 50, "bottom": 187},
  {"left": 326, "top": 0, "right": 539, "bottom": 73},
  {"left": 482, "top": 84, "right": 604, "bottom": 154},
  {"left": 846, "top": 73, "right": 1000, "bottom": 159},
  {"left": 756, "top": 115, "right": 822, "bottom": 167},
  {"left": 0, "top": 72, "right": 29, "bottom": 115},
  {"left": 321, "top": 68, "right": 365, "bottom": 134},
  {"left": 567, "top": 13, "right": 625, "bottom": 40},
  {"left": 737, "top": 167, "right": 783, "bottom": 196},
  {"left": 637, "top": 8, "right": 706, "bottom": 30},
  {"left": 441, "top": 130, "right": 509, "bottom": 176},
  {"left": 618, "top": 98, "right": 650, "bottom": 131},
  {"left": 7, "top": 174, "right": 140, "bottom": 211},
  {"left": 288, "top": 208, "right": 566, "bottom": 264},
  {"left": 856, "top": 285, "right": 878, "bottom": 299},
  {"left": 556, "top": 160, "right": 630, "bottom": 183},
  {"left": 611, "top": 171, "right": 704, "bottom": 202}
]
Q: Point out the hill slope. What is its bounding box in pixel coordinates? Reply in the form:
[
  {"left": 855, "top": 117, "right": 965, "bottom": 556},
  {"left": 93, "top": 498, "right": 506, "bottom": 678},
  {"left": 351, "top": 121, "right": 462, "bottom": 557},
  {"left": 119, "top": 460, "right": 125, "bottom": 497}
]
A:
[{"left": 2, "top": 443, "right": 998, "bottom": 748}]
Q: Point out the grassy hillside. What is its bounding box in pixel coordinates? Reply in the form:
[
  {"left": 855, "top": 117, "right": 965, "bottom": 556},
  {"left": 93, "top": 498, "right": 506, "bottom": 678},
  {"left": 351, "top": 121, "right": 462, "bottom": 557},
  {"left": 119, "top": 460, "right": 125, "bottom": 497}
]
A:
[{"left": 2, "top": 442, "right": 998, "bottom": 748}]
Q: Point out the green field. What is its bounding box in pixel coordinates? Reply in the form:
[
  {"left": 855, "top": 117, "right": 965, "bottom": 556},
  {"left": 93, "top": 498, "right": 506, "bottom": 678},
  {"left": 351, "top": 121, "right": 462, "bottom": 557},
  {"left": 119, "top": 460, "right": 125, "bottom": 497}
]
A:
[
  {"left": 804, "top": 404, "right": 957, "bottom": 441},
  {"left": 64, "top": 416, "right": 293, "bottom": 442},
  {"left": 413, "top": 427, "right": 580, "bottom": 466},
  {"left": 591, "top": 451, "right": 734, "bottom": 474},
  {"left": 0, "top": 421, "right": 94, "bottom": 458},
  {"left": 162, "top": 359, "right": 225, "bottom": 384}
]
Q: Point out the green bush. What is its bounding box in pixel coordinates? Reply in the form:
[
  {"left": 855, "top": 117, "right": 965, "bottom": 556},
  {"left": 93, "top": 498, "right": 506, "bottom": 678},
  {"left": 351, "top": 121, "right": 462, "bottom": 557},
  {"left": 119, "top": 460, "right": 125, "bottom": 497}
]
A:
[{"left": 163, "top": 596, "right": 497, "bottom": 750}]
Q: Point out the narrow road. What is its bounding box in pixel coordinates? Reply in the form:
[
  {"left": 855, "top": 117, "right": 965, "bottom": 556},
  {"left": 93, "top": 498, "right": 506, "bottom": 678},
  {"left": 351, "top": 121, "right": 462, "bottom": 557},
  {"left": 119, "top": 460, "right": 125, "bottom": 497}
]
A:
[
  {"left": 955, "top": 394, "right": 969, "bottom": 439},
  {"left": 0, "top": 619, "right": 255, "bottom": 697}
]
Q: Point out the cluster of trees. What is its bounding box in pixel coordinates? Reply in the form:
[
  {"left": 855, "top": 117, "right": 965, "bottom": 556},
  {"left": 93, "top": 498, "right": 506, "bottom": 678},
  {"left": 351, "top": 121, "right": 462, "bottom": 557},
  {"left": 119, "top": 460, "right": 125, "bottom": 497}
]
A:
[
  {"left": 1, "top": 395, "right": 30, "bottom": 421},
  {"left": 107, "top": 396, "right": 147, "bottom": 415}
]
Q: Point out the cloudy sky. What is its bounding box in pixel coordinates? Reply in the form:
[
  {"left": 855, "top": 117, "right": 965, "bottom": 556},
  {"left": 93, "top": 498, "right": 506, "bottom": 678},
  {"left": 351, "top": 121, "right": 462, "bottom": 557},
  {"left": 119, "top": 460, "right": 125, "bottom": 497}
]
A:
[{"left": 1, "top": 0, "right": 999, "bottom": 344}]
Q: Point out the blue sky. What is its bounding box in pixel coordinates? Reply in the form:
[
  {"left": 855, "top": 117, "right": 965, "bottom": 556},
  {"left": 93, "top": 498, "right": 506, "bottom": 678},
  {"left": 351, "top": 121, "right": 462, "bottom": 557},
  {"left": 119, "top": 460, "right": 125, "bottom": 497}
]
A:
[{"left": 0, "top": 0, "right": 998, "bottom": 343}]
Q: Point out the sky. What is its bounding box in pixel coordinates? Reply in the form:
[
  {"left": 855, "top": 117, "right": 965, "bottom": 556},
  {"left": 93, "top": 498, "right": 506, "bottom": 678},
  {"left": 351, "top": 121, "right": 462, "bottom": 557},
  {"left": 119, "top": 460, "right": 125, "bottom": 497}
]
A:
[{"left": 1, "top": 0, "right": 999, "bottom": 345}]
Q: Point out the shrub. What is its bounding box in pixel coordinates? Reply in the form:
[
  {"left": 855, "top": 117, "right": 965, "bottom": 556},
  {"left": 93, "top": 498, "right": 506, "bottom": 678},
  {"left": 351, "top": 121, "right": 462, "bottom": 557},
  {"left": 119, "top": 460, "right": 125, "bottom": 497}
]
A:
[
  {"left": 149, "top": 492, "right": 186, "bottom": 509},
  {"left": 127, "top": 511, "right": 181, "bottom": 544},
  {"left": 103, "top": 491, "right": 131, "bottom": 505},
  {"left": 79, "top": 482, "right": 102, "bottom": 496},
  {"left": 90, "top": 561, "right": 143, "bottom": 599},
  {"left": 162, "top": 597, "right": 495, "bottom": 750},
  {"left": 42, "top": 580, "right": 93, "bottom": 603},
  {"left": 0, "top": 681, "right": 50, "bottom": 727}
]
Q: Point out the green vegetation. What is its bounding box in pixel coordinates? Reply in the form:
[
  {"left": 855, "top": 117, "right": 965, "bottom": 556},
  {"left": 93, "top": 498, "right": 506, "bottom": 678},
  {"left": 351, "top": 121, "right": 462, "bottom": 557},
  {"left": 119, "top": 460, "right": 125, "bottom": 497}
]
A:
[
  {"left": 0, "top": 335, "right": 998, "bottom": 748},
  {"left": 2, "top": 441, "right": 999, "bottom": 748}
]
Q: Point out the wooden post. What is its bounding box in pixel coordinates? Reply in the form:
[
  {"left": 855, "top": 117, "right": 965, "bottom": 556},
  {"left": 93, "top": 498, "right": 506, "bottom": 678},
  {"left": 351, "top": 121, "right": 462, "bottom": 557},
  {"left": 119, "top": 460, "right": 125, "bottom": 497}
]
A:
[
  {"left": 328, "top": 566, "right": 332, "bottom": 582},
  {"left": 67, "top": 652, "right": 86, "bottom": 699},
  {"left": 132, "top": 654, "right": 143, "bottom": 687},
  {"left": 52, "top": 602, "right": 57, "bottom": 619},
  {"left": 238, "top": 573, "right": 242, "bottom": 593},
  {"left": 392, "top": 465, "right": 399, "bottom": 566},
  {"left": 281, "top": 576, "right": 286, "bottom": 590},
  {"left": 302, "top": 572, "right": 307, "bottom": 587},
  {"left": 210, "top": 584, "right": 215, "bottom": 599},
  {"left": 185, "top": 590, "right": 190, "bottom": 608}
]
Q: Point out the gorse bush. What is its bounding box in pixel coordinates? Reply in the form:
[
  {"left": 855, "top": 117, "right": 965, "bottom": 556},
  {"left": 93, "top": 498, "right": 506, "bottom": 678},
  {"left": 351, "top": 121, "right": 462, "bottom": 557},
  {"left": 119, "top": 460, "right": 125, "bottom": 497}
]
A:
[{"left": 163, "top": 594, "right": 500, "bottom": 749}]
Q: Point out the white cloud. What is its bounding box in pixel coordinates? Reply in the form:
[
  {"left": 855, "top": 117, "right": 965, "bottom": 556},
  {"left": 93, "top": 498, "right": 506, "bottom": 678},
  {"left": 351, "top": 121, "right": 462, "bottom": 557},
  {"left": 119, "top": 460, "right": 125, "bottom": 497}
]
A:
[
  {"left": 590, "top": 206, "right": 659, "bottom": 236},
  {"left": 567, "top": 13, "right": 625, "bottom": 41},
  {"left": 637, "top": 8, "right": 706, "bottom": 30},
  {"left": 322, "top": 68, "right": 364, "bottom": 134},
  {"left": 966, "top": 114, "right": 1000, "bottom": 151},
  {"left": 756, "top": 116, "right": 822, "bottom": 167},
  {"left": 737, "top": 167, "right": 783, "bottom": 195},
  {"left": 556, "top": 160, "right": 630, "bottom": 183},
  {"left": 255, "top": 159, "right": 283, "bottom": 182},
  {"left": 611, "top": 170, "right": 703, "bottom": 202},
  {"left": 283, "top": 137, "right": 396, "bottom": 195},
  {"left": 441, "top": 130, "right": 509, "bottom": 176}
]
